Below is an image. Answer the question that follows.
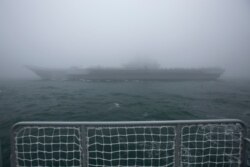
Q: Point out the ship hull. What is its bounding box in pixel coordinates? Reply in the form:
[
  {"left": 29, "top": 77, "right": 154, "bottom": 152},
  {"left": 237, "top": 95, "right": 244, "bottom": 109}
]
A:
[
  {"left": 28, "top": 67, "right": 223, "bottom": 81},
  {"left": 27, "top": 66, "right": 68, "bottom": 80}
]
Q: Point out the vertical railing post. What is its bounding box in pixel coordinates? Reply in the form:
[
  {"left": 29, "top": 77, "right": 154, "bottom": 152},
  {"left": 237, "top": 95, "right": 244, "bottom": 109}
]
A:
[
  {"left": 175, "top": 124, "right": 182, "bottom": 167},
  {"left": 241, "top": 126, "right": 248, "bottom": 167},
  {"left": 10, "top": 129, "right": 17, "bottom": 167},
  {"left": 81, "top": 125, "right": 88, "bottom": 167},
  {"left": 243, "top": 138, "right": 250, "bottom": 167},
  {"left": 0, "top": 138, "right": 2, "bottom": 167}
]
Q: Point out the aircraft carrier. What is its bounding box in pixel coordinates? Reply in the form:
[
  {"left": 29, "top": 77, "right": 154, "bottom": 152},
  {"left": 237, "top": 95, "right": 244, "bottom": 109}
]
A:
[{"left": 27, "top": 65, "right": 224, "bottom": 81}]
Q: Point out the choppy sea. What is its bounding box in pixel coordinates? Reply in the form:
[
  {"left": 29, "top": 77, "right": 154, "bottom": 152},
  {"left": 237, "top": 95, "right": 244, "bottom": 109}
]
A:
[{"left": 0, "top": 79, "right": 250, "bottom": 166}]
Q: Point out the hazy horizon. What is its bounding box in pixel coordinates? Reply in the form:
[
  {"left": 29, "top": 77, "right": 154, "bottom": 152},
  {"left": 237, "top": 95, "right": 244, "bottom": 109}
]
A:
[{"left": 1, "top": 0, "right": 250, "bottom": 79}]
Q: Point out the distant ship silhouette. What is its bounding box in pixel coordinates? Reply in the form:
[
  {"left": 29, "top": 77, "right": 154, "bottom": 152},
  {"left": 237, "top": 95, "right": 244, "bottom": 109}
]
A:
[{"left": 27, "top": 64, "right": 224, "bottom": 81}]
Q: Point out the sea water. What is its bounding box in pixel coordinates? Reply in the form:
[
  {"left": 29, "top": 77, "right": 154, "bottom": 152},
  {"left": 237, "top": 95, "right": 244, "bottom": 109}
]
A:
[{"left": 0, "top": 79, "right": 250, "bottom": 166}]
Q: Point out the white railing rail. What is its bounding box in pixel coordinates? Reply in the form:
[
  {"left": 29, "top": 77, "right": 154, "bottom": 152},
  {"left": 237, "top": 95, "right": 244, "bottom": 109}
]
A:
[{"left": 11, "top": 119, "right": 248, "bottom": 167}]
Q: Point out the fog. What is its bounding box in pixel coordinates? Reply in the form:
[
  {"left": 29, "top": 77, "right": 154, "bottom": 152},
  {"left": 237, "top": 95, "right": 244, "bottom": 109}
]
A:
[{"left": 0, "top": 0, "right": 250, "bottom": 79}]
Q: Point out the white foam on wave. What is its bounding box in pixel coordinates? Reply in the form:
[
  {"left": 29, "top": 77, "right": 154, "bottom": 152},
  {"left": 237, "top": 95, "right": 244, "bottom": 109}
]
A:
[
  {"left": 114, "top": 103, "right": 120, "bottom": 108},
  {"left": 108, "top": 102, "right": 121, "bottom": 110}
]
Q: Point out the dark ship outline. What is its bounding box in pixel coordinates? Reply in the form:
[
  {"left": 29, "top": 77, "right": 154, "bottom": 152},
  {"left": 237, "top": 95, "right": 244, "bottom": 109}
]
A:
[{"left": 27, "top": 65, "right": 224, "bottom": 81}]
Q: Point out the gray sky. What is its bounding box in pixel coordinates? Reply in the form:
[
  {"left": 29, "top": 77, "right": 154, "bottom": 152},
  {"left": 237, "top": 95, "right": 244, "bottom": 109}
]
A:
[{"left": 0, "top": 0, "right": 250, "bottom": 78}]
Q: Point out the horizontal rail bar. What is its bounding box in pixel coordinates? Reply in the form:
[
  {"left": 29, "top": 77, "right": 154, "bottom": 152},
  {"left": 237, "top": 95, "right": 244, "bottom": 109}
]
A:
[{"left": 12, "top": 119, "right": 246, "bottom": 127}]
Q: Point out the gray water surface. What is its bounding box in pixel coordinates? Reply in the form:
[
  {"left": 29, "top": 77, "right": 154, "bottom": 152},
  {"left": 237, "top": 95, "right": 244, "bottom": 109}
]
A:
[{"left": 0, "top": 79, "right": 250, "bottom": 166}]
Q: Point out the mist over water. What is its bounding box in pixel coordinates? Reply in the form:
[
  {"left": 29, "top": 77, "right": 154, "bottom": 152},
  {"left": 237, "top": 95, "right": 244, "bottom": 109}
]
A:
[{"left": 0, "top": 0, "right": 250, "bottom": 79}]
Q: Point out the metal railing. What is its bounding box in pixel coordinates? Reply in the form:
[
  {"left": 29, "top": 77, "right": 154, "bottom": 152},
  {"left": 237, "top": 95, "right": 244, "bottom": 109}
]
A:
[
  {"left": 11, "top": 119, "right": 249, "bottom": 167},
  {"left": 0, "top": 139, "right": 2, "bottom": 167}
]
